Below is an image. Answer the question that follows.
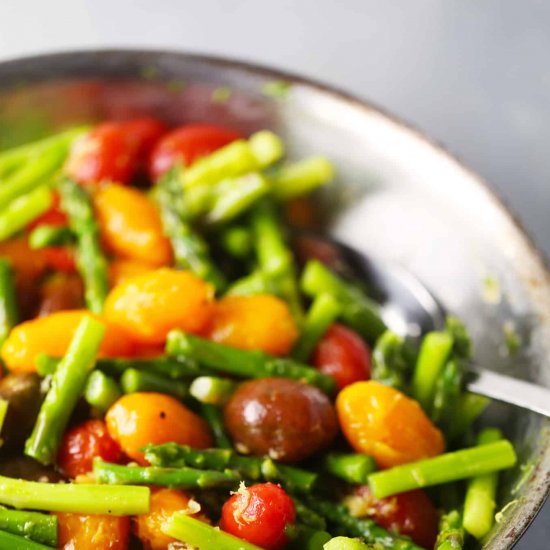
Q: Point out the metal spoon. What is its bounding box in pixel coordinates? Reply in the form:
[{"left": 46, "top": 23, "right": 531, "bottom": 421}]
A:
[{"left": 294, "top": 232, "right": 550, "bottom": 417}]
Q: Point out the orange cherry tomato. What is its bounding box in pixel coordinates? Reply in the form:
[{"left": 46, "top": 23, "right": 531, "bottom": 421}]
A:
[
  {"left": 336, "top": 381, "right": 444, "bottom": 468},
  {"left": 134, "top": 488, "right": 208, "bottom": 550},
  {"left": 94, "top": 184, "right": 171, "bottom": 267},
  {"left": 108, "top": 259, "right": 156, "bottom": 287},
  {"left": 1, "top": 310, "right": 135, "bottom": 373},
  {"left": 56, "top": 512, "right": 130, "bottom": 550},
  {"left": 105, "top": 392, "right": 212, "bottom": 464},
  {"left": 104, "top": 268, "right": 214, "bottom": 345},
  {"left": 208, "top": 294, "right": 298, "bottom": 356},
  {"left": 148, "top": 123, "right": 241, "bottom": 180}
]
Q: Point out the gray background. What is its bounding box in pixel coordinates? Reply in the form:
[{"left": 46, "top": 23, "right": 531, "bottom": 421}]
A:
[{"left": 0, "top": 0, "right": 548, "bottom": 547}]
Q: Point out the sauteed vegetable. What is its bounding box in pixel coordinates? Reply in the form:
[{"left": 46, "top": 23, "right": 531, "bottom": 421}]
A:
[{"left": 0, "top": 118, "right": 516, "bottom": 550}]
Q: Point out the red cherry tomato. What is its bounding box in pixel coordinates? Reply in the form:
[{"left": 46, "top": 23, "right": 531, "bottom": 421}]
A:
[
  {"left": 221, "top": 483, "right": 295, "bottom": 550},
  {"left": 148, "top": 124, "right": 241, "bottom": 180},
  {"left": 347, "top": 485, "right": 438, "bottom": 549},
  {"left": 312, "top": 323, "right": 371, "bottom": 390},
  {"left": 58, "top": 419, "right": 122, "bottom": 478},
  {"left": 27, "top": 192, "right": 68, "bottom": 229},
  {"left": 42, "top": 247, "right": 76, "bottom": 273},
  {"left": 123, "top": 117, "right": 167, "bottom": 157}
]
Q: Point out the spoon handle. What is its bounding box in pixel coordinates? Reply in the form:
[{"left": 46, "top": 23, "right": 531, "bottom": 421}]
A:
[{"left": 466, "top": 368, "right": 550, "bottom": 418}]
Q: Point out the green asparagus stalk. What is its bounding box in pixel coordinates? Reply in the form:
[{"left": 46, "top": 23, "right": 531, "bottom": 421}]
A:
[
  {"left": 368, "top": 440, "right": 517, "bottom": 498},
  {"left": 143, "top": 443, "right": 318, "bottom": 493},
  {"left": 0, "top": 529, "right": 53, "bottom": 550},
  {"left": 93, "top": 459, "right": 239, "bottom": 489},
  {"left": 447, "top": 393, "right": 490, "bottom": 442},
  {"left": 293, "top": 294, "right": 341, "bottom": 362},
  {"left": 324, "top": 453, "right": 377, "bottom": 484},
  {"left": 288, "top": 526, "right": 332, "bottom": 550},
  {"left": 154, "top": 169, "right": 225, "bottom": 288},
  {"left": 163, "top": 511, "right": 264, "bottom": 550},
  {"left": 226, "top": 270, "right": 277, "bottom": 296},
  {"left": 371, "top": 330, "right": 411, "bottom": 390},
  {"left": 0, "top": 259, "right": 18, "bottom": 345},
  {"left": 272, "top": 157, "right": 335, "bottom": 201},
  {"left": 304, "top": 497, "right": 423, "bottom": 550},
  {"left": 0, "top": 476, "right": 149, "bottom": 515},
  {"left": 25, "top": 316, "right": 106, "bottom": 464},
  {"left": 120, "top": 368, "right": 188, "bottom": 400},
  {"left": 323, "top": 537, "right": 371, "bottom": 550},
  {"left": 166, "top": 331, "right": 336, "bottom": 394},
  {"left": 463, "top": 428, "right": 502, "bottom": 539},
  {"left": 200, "top": 403, "right": 233, "bottom": 449},
  {"left": 431, "top": 359, "right": 462, "bottom": 425},
  {"left": 29, "top": 224, "right": 74, "bottom": 249},
  {"left": 0, "top": 186, "right": 53, "bottom": 241},
  {"left": 445, "top": 315, "right": 472, "bottom": 360},
  {"left": 84, "top": 370, "right": 122, "bottom": 412},
  {"left": 190, "top": 376, "right": 236, "bottom": 405},
  {"left": 59, "top": 178, "right": 109, "bottom": 314},
  {"left": 220, "top": 225, "right": 253, "bottom": 258},
  {"left": 435, "top": 510, "right": 464, "bottom": 550},
  {"left": 411, "top": 331, "right": 453, "bottom": 412},
  {"left": 292, "top": 498, "right": 327, "bottom": 530},
  {"left": 301, "top": 260, "right": 386, "bottom": 341},
  {"left": 0, "top": 507, "right": 57, "bottom": 546},
  {"left": 251, "top": 200, "right": 303, "bottom": 319}
]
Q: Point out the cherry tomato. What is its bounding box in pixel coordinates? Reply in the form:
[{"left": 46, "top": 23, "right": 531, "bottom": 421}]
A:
[
  {"left": 123, "top": 117, "right": 167, "bottom": 158},
  {"left": 148, "top": 124, "right": 241, "bottom": 180},
  {"left": 58, "top": 419, "right": 122, "bottom": 478},
  {"left": 57, "top": 512, "right": 129, "bottom": 550},
  {"left": 221, "top": 483, "right": 295, "bottom": 550},
  {"left": 42, "top": 246, "right": 76, "bottom": 273},
  {"left": 345, "top": 485, "right": 438, "bottom": 549},
  {"left": 312, "top": 323, "right": 371, "bottom": 390},
  {"left": 27, "top": 191, "right": 67, "bottom": 229}
]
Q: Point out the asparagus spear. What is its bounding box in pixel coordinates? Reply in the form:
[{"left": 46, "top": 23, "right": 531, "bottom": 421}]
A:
[
  {"left": 292, "top": 293, "right": 341, "bottom": 362},
  {"left": 463, "top": 428, "right": 502, "bottom": 539},
  {"left": 84, "top": 370, "right": 122, "bottom": 412},
  {"left": 226, "top": 270, "right": 277, "bottom": 296},
  {"left": 166, "top": 331, "right": 336, "bottom": 394},
  {"left": 120, "top": 368, "right": 188, "bottom": 400},
  {"left": 59, "top": 178, "right": 109, "bottom": 314},
  {"left": 304, "top": 497, "right": 423, "bottom": 550},
  {"left": 0, "top": 259, "right": 18, "bottom": 346},
  {"left": 143, "top": 443, "right": 318, "bottom": 493},
  {"left": 93, "top": 459, "right": 239, "bottom": 489},
  {"left": 288, "top": 526, "right": 332, "bottom": 550},
  {"left": 154, "top": 169, "right": 226, "bottom": 288},
  {"left": 220, "top": 225, "right": 253, "bottom": 258},
  {"left": 25, "top": 316, "right": 106, "bottom": 464},
  {"left": 431, "top": 359, "right": 462, "bottom": 425},
  {"left": 447, "top": 393, "right": 490, "bottom": 442},
  {"left": 301, "top": 260, "right": 386, "bottom": 342},
  {"left": 367, "top": 440, "right": 517, "bottom": 498},
  {"left": 190, "top": 376, "right": 236, "bottom": 405},
  {"left": 200, "top": 403, "right": 233, "bottom": 449},
  {"left": 435, "top": 510, "right": 464, "bottom": 550},
  {"left": 0, "top": 186, "right": 53, "bottom": 241},
  {"left": 29, "top": 224, "right": 74, "bottom": 248},
  {"left": 251, "top": 200, "right": 303, "bottom": 319},
  {"left": 292, "top": 498, "right": 327, "bottom": 530},
  {"left": 0, "top": 529, "right": 53, "bottom": 550},
  {"left": 324, "top": 453, "right": 377, "bottom": 485},
  {"left": 163, "top": 511, "right": 264, "bottom": 550},
  {"left": 323, "top": 537, "right": 370, "bottom": 550},
  {"left": 0, "top": 507, "right": 57, "bottom": 546},
  {"left": 371, "top": 330, "right": 410, "bottom": 390}
]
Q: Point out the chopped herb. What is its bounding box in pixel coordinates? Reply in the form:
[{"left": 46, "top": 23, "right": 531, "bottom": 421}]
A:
[
  {"left": 211, "top": 86, "right": 233, "bottom": 103},
  {"left": 141, "top": 65, "right": 159, "bottom": 80},
  {"left": 503, "top": 321, "right": 521, "bottom": 355},
  {"left": 262, "top": 80, "right": 292, "bottom": 99},
  {"left": 482, "top": 275, "right": 501, "bottom": 304}
]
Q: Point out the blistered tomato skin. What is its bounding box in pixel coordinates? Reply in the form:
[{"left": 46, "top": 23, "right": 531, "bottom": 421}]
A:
[
  {"left": 312, "top": 323, "right": 371, "bottom": 390},
  {"left": 103, "top": 268, "right": 214, "bottom": 345},
  {"left": 346, "top": 485, "right": 438, "bottom": 549},
  {"left": 135, "top": 488, "right": 207, "bottom": 550},
  {"left": 221, "top": 483, "right": 296, "bottom": 550},
  {"left": 224, "top": 377, "right": 338, "bottom": 463},
  {"left": 94, "top": 184, "right": 171, "bottom": 267},
  {"left": 57, "top": 512, "right": 130, "bottom": 550},
  {"left": 58, "top": 420, "right": 122, "bottom": 478},
  {"left": 336, "top": 381, "right": 444, "bottom": 468},
  {"left": 1, "top": 310, "right": 135, "bottom": 373},
  {"left": 148, "top": 123, "right": 241, "bottom": 180},
  {"left": 209, "top": 294, "right": 298, "bottom": 356},
  {"left": 105, "top": 392, "right": 213, "bottom": 464}
]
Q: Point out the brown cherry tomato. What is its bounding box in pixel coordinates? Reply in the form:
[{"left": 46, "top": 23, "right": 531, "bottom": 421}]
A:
[
  {"left": 312, "top": 323, "right": 371, "bottom": 390},
  {"left": 58, "top": 420, "right": 122, "bottom": 478},
  {"left": 36, "top": 273, "right": 84, "bottom": 317},
  {"left": 134, "top": 488, "right": 208, "bottom": 550},
  {"left": 221, "top": 483, "right": 296, "bottom": 550},
  {"left": 105, "top": 392, "right": 213, "bottom": 464},
  {"left": 345, "top": 485, "right": 438, "bottom": 549},
  {"left": 148, "top": 123, "right": 241, "bottom": 180},
  {"left": 208, "top": 294, "right": 298, "bottom": 356},
  {"left": 336, "top": 381, "right": 444, "bottom": 468},
  {"left": 224, "top": 377, "right": 338, "bottom": 463},
  {"left": 103, "top": 268, "right": 214, "bottom": 345},
  {"left": 56, "top": 512, "right": 130, "bottom": 550}
]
